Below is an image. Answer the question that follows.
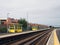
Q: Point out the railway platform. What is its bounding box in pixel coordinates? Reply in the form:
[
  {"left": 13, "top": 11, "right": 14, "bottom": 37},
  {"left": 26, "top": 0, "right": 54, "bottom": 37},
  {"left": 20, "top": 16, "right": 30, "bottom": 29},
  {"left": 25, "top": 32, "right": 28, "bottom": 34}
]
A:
[{"left": 46, "top": 29, "right": 60, "bottom": 45}]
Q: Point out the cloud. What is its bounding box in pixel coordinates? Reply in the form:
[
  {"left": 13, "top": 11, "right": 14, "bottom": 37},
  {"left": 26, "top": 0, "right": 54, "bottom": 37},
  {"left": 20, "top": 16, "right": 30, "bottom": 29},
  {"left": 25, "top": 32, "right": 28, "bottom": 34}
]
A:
[{"left": 0, "top": 0, "right": 60, "bottom": 26}]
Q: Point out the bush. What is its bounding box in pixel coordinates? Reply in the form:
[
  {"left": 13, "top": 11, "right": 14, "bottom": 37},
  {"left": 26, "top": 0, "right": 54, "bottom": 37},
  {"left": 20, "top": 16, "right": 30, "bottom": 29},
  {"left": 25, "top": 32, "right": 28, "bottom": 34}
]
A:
[{"left": 0, "top": 27, "right": 7, "bottom": 33}]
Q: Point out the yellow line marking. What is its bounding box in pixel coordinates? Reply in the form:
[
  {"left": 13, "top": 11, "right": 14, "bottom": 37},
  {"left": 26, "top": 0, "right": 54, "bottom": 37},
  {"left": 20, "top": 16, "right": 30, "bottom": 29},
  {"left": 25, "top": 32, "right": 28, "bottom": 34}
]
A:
[{"left": 54, "top": 29, "right": 60, "bottom": 45}]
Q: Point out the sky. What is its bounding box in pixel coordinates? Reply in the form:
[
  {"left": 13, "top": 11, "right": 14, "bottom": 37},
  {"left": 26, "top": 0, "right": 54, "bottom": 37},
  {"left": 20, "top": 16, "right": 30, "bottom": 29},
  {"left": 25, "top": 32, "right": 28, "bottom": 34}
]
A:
[{"left": 0, "top": 0, "right": 60, "bottom": 26}]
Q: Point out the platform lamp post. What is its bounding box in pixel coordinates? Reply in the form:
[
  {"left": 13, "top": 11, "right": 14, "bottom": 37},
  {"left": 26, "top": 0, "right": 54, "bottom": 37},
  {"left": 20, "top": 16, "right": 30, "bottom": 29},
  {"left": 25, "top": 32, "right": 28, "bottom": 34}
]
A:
[
  {"left": 0, "top": 19, "right": 1, "bottom": 24},
  {"left": 20, "top": 24, "right": 23, "bottom": 30},
  {"left": 27, "top": 12, "right": 28, "bottom": 30},
  {"left": 7, "top": 13, "right": 9, "bottom": 33}
]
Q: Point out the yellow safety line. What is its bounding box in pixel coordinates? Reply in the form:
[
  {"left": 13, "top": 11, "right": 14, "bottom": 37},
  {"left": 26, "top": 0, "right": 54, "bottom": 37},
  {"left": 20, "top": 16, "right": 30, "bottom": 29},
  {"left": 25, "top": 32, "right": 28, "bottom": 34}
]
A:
[{"left": 54, "top": 29, "right": 60, "bottom": 45}]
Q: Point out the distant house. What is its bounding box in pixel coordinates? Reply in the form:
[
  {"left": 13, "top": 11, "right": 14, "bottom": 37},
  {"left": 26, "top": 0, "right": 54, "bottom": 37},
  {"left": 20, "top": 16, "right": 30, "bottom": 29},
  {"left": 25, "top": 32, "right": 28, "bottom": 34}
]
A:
[
  {"left": 0, "top": 18, "right": 18, "bottom": 25},
  {"left": 0, "top": 18, "right": 49, "bottom": 29},
  {"left": 28, "top": 23, "right": 49, "bottom": 29},
  {"left": 0, "top": 19, "right": 6, "bottom": 24},
  {"left": 4, "top": 18, "right": 18, "bottom": 25}
]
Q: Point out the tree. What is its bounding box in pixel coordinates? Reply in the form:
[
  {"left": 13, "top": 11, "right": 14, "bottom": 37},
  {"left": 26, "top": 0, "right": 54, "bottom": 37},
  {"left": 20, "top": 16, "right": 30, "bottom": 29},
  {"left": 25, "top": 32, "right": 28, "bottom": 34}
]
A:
[
  {"left": 49, "top": 26, "right": 54, "bottom": 30},
  {"left": 18, "top": 18, "right": 28, "bottom": 30}
]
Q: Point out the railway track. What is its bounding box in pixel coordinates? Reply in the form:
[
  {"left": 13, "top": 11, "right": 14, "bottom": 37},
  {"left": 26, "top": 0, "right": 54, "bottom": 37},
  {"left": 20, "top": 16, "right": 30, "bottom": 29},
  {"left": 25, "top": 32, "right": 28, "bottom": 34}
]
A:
[{"left": 0, "top": 29, "right": 52, "bottom": 45}]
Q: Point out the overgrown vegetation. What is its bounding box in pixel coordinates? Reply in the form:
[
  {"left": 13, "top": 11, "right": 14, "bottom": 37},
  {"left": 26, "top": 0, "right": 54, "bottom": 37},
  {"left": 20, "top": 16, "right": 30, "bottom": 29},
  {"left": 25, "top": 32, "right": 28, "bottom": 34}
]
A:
[
  {"left": 18, "top": 18, "right": 28, "bottom": 30},
  {"left": 0, "top": 27, "right": 7, "bottom": 33},
  {"left": 49, "top": 26, "right": 54, "bottom": 30}
]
